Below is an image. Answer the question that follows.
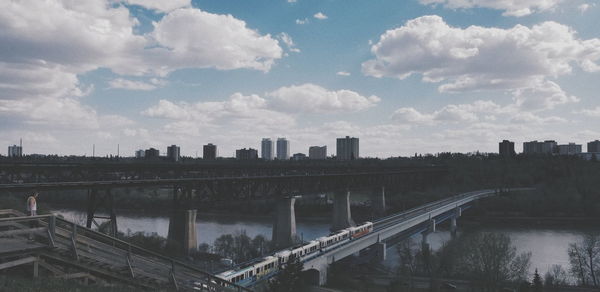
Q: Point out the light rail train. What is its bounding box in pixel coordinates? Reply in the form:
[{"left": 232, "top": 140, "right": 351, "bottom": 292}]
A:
[{"left": 216, "top": 221, "right": 373, "bottom": 287}]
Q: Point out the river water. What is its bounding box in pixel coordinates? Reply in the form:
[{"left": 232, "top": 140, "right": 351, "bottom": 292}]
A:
[{"left": 52, "top": 208, "right": 593, "bottom": 276}]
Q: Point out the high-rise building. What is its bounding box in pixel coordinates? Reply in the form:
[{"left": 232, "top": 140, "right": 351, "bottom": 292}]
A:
[
  {"left": 236, "top": 148, "right": 258, "bottom": 160},
  {"left": 261, "top": 138, "right": 274, "bottom": 160},
  {"left": 167, "top": 145, "right": 180, "bottom": 162},
  {"left": 336, "top": 136, "right": 359, "bottom": 160},
  {"left": 309, "top": 146, "right": 327, "bottom": 159},
  {"left": 203, "top": 143, "right": 217, "bottom": 160},
  {"left": 8, "top": 145, "right": 22, "bottom": 157},
  {"left": 498, "top": 140, "right": 515, "bottom": 158},
  {"left": 292, "top": 153, "right": 307, "bottom": 161},
  {"left": 145, "top": 148, "right": 160, "bottom": 158},
  {"left": 523, "top": 140, "right": 557, "bottom": 155},
  {"left": 135, "top": 149, "right": 145, "bottom": 158},
  {"left": 558, "top": 143, "right": 582, "bottom": 155},
  {"left": 588, "top": 140, "right": 600, "bottom": 153},
  {"left": 276, "top": 138, "right": 290, "bottom": 160}
]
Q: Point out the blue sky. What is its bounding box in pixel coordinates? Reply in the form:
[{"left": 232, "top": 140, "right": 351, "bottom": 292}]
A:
[{"left": 1, "top": 0, "right": 599, "bottom": 157}]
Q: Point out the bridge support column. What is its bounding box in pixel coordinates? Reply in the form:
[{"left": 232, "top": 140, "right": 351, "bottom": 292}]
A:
[
  {"left": 167, "top": 187, "right": 198, "bottom": 255},
  {"left": 450, "top": 216, "right": 457, "bottom": 238},
  {"left": 272, "top": 197, "right": 297, "bottom": 249},
  {"left": 86, "top": 188, "right": 117, "bottom": 237},
  {"left": 331, "top": 190, "right": 355, "bottom": 231},
  {"left": 371, "top": 186, "right": 386, "bottom": 217},
  {"left": 374, "top": 242, "right": 386, "bottom": 262},
  {"left": 421, "top": 218, "right": 436, "bottom": 252}
]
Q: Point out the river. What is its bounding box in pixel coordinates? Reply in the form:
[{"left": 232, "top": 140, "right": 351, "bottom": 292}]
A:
[{"left": 52, "top": 208, "right": 593, "bottom": 276}]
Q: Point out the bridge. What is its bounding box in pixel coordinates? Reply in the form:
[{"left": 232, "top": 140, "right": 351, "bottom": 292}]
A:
[
  {"left": 0, "top": 166, "right": 446, "bottom": 254},
  {"left": 0, "top": 209, "right": 249, "bottom": 291},
  {"left": 249, "top": 188, "right": 534, "bottom": 286}
]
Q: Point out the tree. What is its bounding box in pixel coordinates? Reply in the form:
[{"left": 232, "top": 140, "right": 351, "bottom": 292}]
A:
[
  {"left": 568, "top": 233, "right": 600, "bottom": 287},
  {"left": 544, "top": 265, "right": 569, "bottom": 287},
  {"left": 268, "top": 255, "right": 306, "bottom": 292},
  {"left": 213, "top": 234, "right": 235, "bottom": 259},
  {"left": 532, "top": 269, "right": 543, "bottom": 292},
  {"left": 456, "top": 232, "right": 531, "bottom": 291}
]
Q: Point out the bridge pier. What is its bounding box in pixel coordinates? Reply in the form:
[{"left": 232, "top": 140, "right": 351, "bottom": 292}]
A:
[
  {"left": 167, "top": 187, "right": 198, "bottom": 255},
  {"left": 374, "top": 242, "right": 386, "bottom": 262},
  {"left": 421, "top": 218, "right": 436, "bottom": 252},
  {"left": 86, "top": 188, "right": 117, "bottom": 237},
  {"left": 272, "top": 197, "right": 297, "bottom": 249},
  {"left": 371, "top": 186, "right": 386, "bottom": 217},
  {"left": 331, "top": 190, "right": 355, "bottom": 231},
  {"left": 451, "top": 207, "right": 461, "bottom": 238}
]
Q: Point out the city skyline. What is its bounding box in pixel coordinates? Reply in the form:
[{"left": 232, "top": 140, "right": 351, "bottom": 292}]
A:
[{"left": 1, "top": 0, "right": 599, "bottom": 157}]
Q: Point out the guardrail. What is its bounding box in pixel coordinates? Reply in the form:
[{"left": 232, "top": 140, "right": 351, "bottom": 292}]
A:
[{"left": 0, "top": 210, "right": 250, "bottom": 292}]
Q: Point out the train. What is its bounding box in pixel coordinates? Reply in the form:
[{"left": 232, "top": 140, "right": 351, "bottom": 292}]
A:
[{"left": 216, "top": 221, "right": 374, "bottom": 287}]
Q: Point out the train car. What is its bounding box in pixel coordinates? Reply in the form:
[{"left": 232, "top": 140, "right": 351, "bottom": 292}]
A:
[
  {"left": 348, "top": 221, "right": 373, "bottom": 239},
  {"left": 318, "top": 229, "right": 350, "bottom": 250},
  {"left": 300, "top": 240, "right": 320, "bottom": 258},
  {"left": 274, "top": 250, "right": 292, "bottom": 265},
  {"left": 217, "top": 264, "right": 255, "bottom": 287},
  {"left": 251, "top": 256, "right": 278, "bottom": 281}
]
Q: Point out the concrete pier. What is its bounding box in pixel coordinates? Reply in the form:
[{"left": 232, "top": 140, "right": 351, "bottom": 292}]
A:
[
  {"left": 167, "top": 209, "right": 198, "bottom": 255},
  {"left": 272, "top": 197, "right": 297, "bottom": 249},
  {"left": 374, "top": 242, "right": 386, "bottom": 262},
  {"left": 331, "top": 190, "right": 355, "bottom": 231},
  {"left": 450, "top": 216, "right": 457, "bottom": 237},
  {"left": 371, "top": 186, "right": 386, "bottom": 217}
]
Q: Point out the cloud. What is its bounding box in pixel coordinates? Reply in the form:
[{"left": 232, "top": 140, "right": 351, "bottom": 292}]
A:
[
  {"left": 287, "top": 0, "right": 297, "bottom": 2},
  {"left": 391, "top": 102, "right": 496, "bottom": 125},
  {"left": 576, "top": 107, "right": 600, "bottom": 117},
  {"left": 150, "top": 8, "right": 283, "bottom": 73},
  {"left": 419, "top": 0, "right": 562, "bottom": 17},
  {"left": 142, "top": 93, "right": 295, "bottom": 130},
  {"left": 267, "top": 83, "right": 380, "bottom": 113},
  {"left": 362, "top": 15, "right": 598, "bottom": 110},
  {"left": 108, "top": 78, "right": 165, "bottom": 91},
  {"left": 336, "top": 71, "right": 351, "bottom": 76},
  {"left": 122, "top": 0, "right": 191, "bottom": 12},
  {"left": 313, "top": 12, "right": 328, "bottom": 20},
  {"left": 296, "top": 18, "right": 309, "bottom": 25},
  {"left": 278, "top": 32, "right": 300, "bottom": 53},
  {"left": 512, "top": 79, "right": 578, "bottom": 111}
]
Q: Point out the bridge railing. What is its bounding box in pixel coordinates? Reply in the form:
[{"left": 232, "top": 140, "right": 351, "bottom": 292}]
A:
[
  {"left": 50, "top": 216, "right": 251, "bottom": 292},
  {"left": 0, "top": 214, "right": 56, "bottom": 249}
]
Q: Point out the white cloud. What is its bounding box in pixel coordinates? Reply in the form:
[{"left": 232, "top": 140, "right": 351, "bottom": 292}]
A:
[
  {"left": 363, "top": 15, "right": 598, "bottom": 111},
  {"left": 509, "top": 112, "right": 566, "bottom": 124},
  {"left": 336, "top": 71, "right": 351, "bottom": 76},
  {"left": 314, "top": 12, "right": 328, "bottom": 20},
  {"left": 122, "top": 0, "right": 190, "bottom": 12},
  {"left": 288, "top": 0, "right": 297, "bottom": 3},
  {"left": 109, "top": 78, "right": 162, "bottom": 91},
  {"left": 296, "top": 18, "right": 309, "bottom": 25},
  {"left": 151, "top": 8, "right": 283, "bottom": 73},
  {"left": 278, "top": 32, "right": 300, "bottom": 53},
  {"left": 391, "top": 102, "right": 494, "bottom": 125},
  {"left": 576, "top": 107, "right": 600, "bottom": 117},
  {"left": 142, "top": 93, "right": 295, "bottom": 130},
  {"left": 267, "top": 83, "right": 380, "bottom": 113},
  {"left": 512, "top": 79, "right": 578, "bottom": 111},
  {"left": 363, "top": 16, "right": 600, "bottom": 91},
  {"left": 419, "top": 0, "right": 562, "bottom": 17}
]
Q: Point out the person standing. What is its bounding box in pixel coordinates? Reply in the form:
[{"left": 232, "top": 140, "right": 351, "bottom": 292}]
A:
[{"left": 27, "top": 192, "right": 38, "bottom": 216}]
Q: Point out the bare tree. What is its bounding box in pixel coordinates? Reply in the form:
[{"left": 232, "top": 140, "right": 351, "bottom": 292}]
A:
[
  {"left": 456, "top": 232, "right": 531, "bottom": 291},
  {"left": 568, "top": 233, "right": 600, "bottom": 287},
  {"left": 544, "top": 264, "right": 570, "bottom": 287}
]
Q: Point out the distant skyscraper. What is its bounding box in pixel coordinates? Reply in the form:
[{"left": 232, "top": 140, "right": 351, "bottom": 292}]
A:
[
  {"left": 498, "top": 140, "right": 515, "bottom": 158},
  {"left": 309, "top": 146, "right": 327, "bottom": 159},
  {"left": 145, "top": 148, "right": 160, "bottom": 158},
  {"left": 7, "top": 139, "right": 22, "bottom": 158},
  {"left": 558, "top": 143, "right": 582, "bottom": 155},
  {"left": 135, "top": 149, "right": 145, "bottom": 158},
  {"left": 167, "top": 145, "right": 180, "bottom": 162},
  {"left": 276, "top": 138, "right": 290, "bottom": 160},
  {"left": 261, "top": 138, "right": 274, "bottom": 160},
  {"left": 588, "top": 140, "right": 600, "bottom": 153},
  {"left": 336, "top": 136, "right": 359, "bottom": 160},
  {"left": 523, "top": 140, "right": 557, "bottom": 155},
  {"left": 203, "top": 143, "right": 217, "bottom": 160},
  {"left": 7, "top": 145, "right": 22, "bottom": 157},
  {"left": 236, "top": 148, "right": 258, "bottom": 160}
]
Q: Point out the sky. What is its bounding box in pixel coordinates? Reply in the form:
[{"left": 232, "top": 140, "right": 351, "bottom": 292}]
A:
[{"left": 1, "top": 0, "right": 599, "bottom": 158}]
